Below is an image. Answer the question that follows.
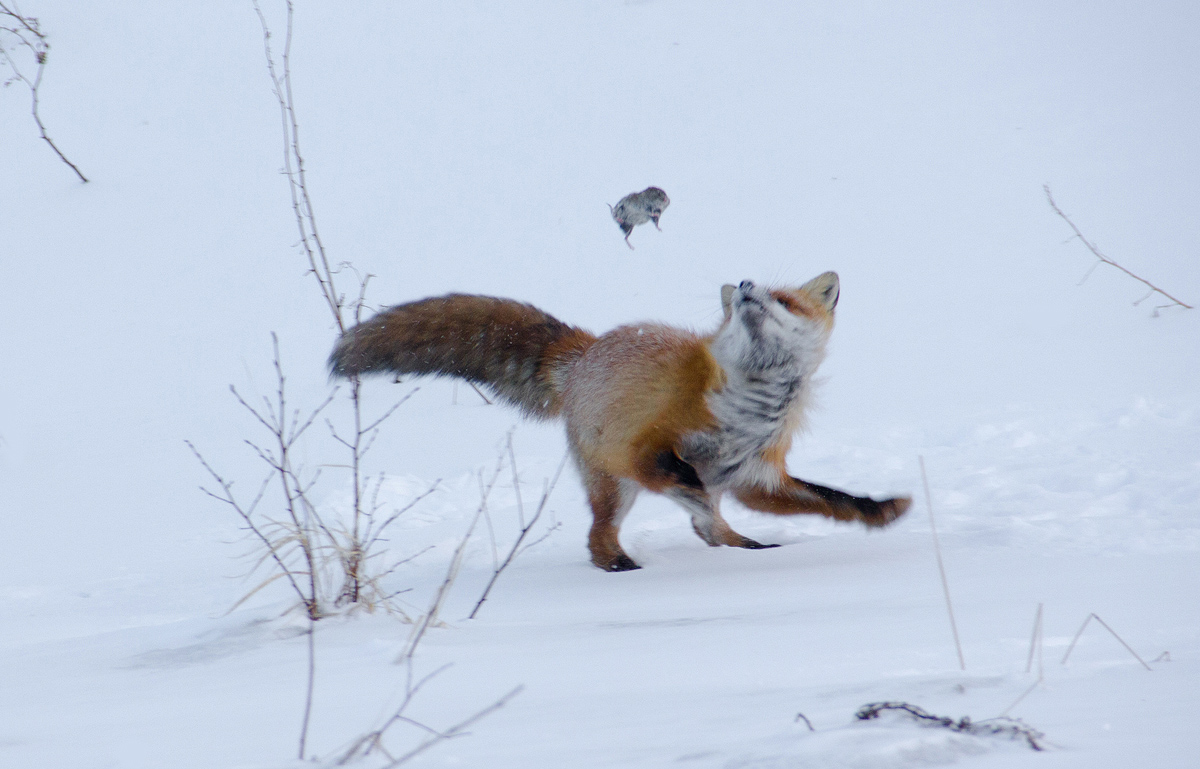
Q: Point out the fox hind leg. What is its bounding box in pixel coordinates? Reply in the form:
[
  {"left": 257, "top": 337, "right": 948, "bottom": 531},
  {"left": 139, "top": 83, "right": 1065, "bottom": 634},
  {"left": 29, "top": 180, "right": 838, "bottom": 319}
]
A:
[{"left": 582, "top": 470, "right": 641, "bottom": 571}]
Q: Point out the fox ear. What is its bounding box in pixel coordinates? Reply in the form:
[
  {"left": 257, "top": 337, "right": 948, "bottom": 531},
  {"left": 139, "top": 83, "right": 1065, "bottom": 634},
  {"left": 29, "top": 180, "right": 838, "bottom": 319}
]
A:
[
  {"left": 800, "top": 271, "right": 839, "bottom": 311},
  {"left": 721, "top": 284, "right": 736, "bottom": 321}
]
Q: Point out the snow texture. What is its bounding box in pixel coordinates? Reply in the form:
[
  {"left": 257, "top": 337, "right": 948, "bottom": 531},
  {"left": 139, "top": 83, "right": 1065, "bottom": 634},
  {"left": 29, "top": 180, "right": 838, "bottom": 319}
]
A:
[{"left": 1, "top": 1, "right": 1197, "bottom": 768}]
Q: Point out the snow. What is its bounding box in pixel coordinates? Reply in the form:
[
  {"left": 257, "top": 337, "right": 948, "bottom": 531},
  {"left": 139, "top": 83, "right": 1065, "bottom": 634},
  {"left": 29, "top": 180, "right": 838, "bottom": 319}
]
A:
[{"left": 2, "top": 1, "right": 1198, "bottom": 767}]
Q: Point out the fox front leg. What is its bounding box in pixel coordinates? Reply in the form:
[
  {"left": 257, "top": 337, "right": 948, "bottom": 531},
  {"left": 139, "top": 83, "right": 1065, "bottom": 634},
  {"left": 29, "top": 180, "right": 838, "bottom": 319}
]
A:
[
  {"left": 665, "top": 486, "right": 779, "bottom": 550},
  {"left": 654, "top": 449, "right": 780, "bottom": 551}
]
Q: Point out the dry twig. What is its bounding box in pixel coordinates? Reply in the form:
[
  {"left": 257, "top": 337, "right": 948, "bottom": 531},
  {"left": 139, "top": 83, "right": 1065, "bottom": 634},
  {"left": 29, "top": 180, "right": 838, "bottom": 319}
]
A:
[
  {"left": 857, "top": 702, "right": 1046, "bottom": 751},
  {"left": 1045, "top": 185, "right": 1192, "bottom": 314}
]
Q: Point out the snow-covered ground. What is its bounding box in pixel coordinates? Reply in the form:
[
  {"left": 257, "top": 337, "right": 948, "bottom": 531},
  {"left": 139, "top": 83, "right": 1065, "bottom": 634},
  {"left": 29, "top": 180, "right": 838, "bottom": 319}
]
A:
[{"left": 2, "top": 1, "right": 1197, "bottom": 767}]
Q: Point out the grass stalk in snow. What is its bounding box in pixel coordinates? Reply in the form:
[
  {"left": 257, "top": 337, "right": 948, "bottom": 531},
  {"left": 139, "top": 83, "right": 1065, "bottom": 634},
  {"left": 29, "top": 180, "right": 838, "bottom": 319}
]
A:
[
  {"left": 1001, "top": 603, "right": 1045, "bottom": 716},
  {"left": 919, "top": 456, "right": 966, "bottom": 671},
  {"left": 0, "top": 2, "right": 87, "bottom": 182}
]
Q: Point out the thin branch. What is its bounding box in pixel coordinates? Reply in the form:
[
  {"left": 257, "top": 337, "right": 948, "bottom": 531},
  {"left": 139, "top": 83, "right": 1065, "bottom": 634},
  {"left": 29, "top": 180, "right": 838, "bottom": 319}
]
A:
[
  {"left": 398, "top": 459, "right": 504, "bottom": 663},
  {"left": 469, "top": 453, "right": 568, "bottom": 619},
  {"left": 476, "top": 464, "right": 500, "bottom": 572},
  {"left": 381, "top": 686, "right": 523, "bottom": 768},
  {"left": 396, "top": 509, "right": 477, "bottom": 661},
  {"left": 364, "top": 480, "right": 441, "bottom": 552},
  {"left": 371, "top": 545, "right": 437, "bottom": 581},
  {"left": 186, "top": 440, "right": 309, "bottom": 607},
  {"left": 361, "top": 391, "right": 416, "bottom": 435},
  {"left": 0, "top": 2, "right": 87, "bottom": 181},
  {"left": 335, "top": 662, "right": 454, "bottom": 765},
  {"left": 337, "top": 661, "right": 521, "bottom": 768},
  {"left": 252, "top": 3, "right": 422, "bottom": 616},
  {"left": 515, "top": 521, "right": 562, "bottom": 558},
  {"left": 1045, "top": 185, "right": 1192, "bottom": 311},
  {"left": 251, "top": 0, "right": 342, "bottom": 327},
  {"left": 1061, "top": 612, "right": 1152, "bottom": 671},
  {"left": 1076, "top": 259, "right": 1103, "bottom": 287},
  {"left": 299, "top": 617, "right": 316, "bottom": 760}
]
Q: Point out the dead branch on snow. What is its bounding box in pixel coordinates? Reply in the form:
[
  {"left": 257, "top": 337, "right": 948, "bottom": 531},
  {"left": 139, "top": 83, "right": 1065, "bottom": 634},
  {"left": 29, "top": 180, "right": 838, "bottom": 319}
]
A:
[{"left": 1045, "top": 185, "right": 1192, "bottom": 314}]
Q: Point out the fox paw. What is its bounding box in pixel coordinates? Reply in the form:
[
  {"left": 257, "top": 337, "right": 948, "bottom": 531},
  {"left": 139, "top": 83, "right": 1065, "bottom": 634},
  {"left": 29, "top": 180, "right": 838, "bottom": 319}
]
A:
[
  {"left": 861, "top": 496, "right": 911, "bottom": 528},
  {"left": 735, "top": 537, "right": 781, "bottom": 550},
  {"left": 598, "top": 554, "right": 642, "bottom": 572}
]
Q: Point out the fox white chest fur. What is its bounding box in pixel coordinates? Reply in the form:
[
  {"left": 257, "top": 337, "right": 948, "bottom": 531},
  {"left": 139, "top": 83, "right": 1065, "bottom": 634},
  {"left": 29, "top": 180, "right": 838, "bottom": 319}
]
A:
[{"left": 690, "top": 280, "right": 832, "bottom": 490}]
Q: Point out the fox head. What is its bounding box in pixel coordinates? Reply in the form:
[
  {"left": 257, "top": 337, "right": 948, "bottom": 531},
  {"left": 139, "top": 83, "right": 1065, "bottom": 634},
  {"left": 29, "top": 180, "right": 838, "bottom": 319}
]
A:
[{"left": 714, "top": 272, "right": 839, "bottom": 373}]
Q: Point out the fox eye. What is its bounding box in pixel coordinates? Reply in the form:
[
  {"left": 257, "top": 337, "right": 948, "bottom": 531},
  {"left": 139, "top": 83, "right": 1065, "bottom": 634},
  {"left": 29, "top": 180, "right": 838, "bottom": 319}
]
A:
[{"left": 772, "top": 294, "right": 798, "bottom": 312}]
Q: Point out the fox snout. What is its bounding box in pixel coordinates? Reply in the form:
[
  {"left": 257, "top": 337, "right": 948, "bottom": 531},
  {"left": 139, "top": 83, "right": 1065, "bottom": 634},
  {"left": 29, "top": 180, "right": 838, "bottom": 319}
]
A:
[{"left": 733, "top": 281, "right": 769, "bottom": 311}]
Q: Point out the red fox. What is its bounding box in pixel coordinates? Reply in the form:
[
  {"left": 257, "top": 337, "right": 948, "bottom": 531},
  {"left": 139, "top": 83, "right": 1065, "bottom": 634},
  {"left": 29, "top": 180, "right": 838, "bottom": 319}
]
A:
[{"left": 329, "top": 273, "right": 911, "bottom": 571}]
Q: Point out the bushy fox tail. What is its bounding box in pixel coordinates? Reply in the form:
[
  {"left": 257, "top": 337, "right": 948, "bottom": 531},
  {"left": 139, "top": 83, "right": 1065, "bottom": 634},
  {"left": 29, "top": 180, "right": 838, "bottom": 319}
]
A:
[{"left": 329, "top": 294, "right": 596, "bottom": 420}]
